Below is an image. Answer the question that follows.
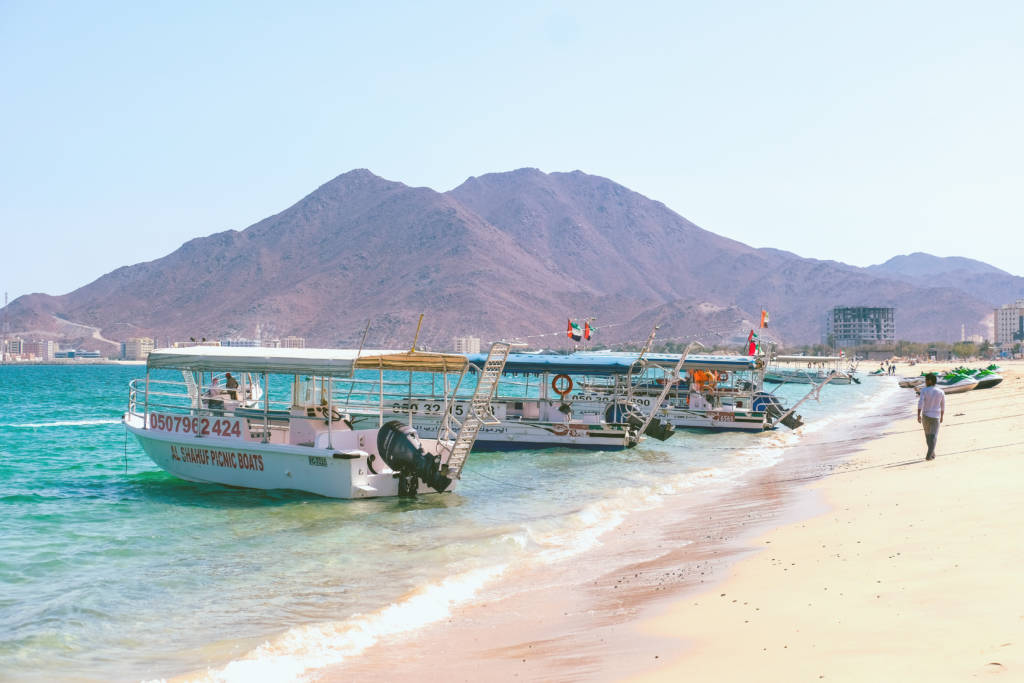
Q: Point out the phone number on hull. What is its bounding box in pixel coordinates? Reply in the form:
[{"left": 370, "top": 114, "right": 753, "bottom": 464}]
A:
[{"left": 149, "top": 412, "right": 243, "bottom": 438}]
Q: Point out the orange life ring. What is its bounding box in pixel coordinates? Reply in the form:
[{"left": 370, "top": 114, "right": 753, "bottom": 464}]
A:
[{"left": 551, "top": 374, "right": 573, "bottom": 397}]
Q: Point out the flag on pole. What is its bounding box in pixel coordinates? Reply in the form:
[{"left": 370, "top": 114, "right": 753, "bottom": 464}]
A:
[
  {"left": 760, "top": 309, "right": 770, "bottom": 328},
  {"left": 746, "top": 329, "right": 758, "bottom": 355},
  {"left": 584, "top": 321, "right": 592, "bottom": 340},
  {"left": 568, "top": 319, "right": 582, "bottom": 342}
]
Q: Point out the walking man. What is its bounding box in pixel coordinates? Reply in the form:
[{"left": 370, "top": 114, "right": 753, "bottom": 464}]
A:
[{"left": 917, "top": 372, "right": 945, "bottom": 460}]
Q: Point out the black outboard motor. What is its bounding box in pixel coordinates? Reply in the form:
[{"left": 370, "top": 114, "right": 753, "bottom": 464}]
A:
[
  {"left": 376, "top": 421, "right": 452, "bottom": 496},
  {"left": 755, "top": 393, "right": 803, "bottom": 429},
  {"left": 607, "top": 402, "right": 675, "bottom": 442}
]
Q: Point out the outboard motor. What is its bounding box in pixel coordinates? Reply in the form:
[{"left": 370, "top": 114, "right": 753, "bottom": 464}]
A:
[
  {"left": 376, "top": 421, "right": 452, "bottom": 496},
  {"left": 756, "top": 393, "right": 803, "bottom": 430},
  {"left": 608, "top": 402, "right": 675, "bottom": 442}
]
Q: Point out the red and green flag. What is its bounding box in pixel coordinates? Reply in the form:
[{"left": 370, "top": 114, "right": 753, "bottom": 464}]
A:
[{"left": 568, "top": 319, "right": 582, "bottom": 342}]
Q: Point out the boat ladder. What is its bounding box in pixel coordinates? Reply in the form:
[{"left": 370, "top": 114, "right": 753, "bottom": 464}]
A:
[
  {"left": 181, "top": 370, "right": 201, "bottom": 409},
  {"left": 441, "top": 341, "right": 513, "bottom": 479},
  {"left": 637, "top": 340, "right": 700, "bottom": 435}
]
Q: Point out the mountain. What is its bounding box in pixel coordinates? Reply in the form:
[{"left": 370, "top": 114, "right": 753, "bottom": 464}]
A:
[
  {"left": 1, "top": 169, "right": 1002, "bottom": 350},
  {"left": 866, "top": 252, "right": 1024, "bottom": 306}
]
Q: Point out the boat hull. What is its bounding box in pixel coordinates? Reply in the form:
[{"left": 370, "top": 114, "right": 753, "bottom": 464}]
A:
[
  {"left": 350, "top": 413, "right": 635, "bottom": 452},
  {"left": 974, "top": 375, "right": 1003, "bottom": 389},
  {"left": 125, "top": 420, "right": 454, "bottom": 499}
]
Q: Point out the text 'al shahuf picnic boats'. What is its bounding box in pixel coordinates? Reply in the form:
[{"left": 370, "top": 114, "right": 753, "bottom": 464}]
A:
[
  {"left": 123, "top": 343, "right": 512, "bottom": 498},
  {"left": 349, "top": 351, "right": 677, "bottom": 451}
]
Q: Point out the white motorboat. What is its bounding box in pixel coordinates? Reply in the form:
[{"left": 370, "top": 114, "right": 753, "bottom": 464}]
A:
[
  {"left": 350, "top": 353, "right": 675, "bottom": 451},
  {"left": 578, "top": 348, "right": 825, "bottom": 432},
  {"left": 765, "top": 355, "right": 860, "bottom": 385},
  {"left": 123, "top": 344, "right": 511, "bottom": 498}
]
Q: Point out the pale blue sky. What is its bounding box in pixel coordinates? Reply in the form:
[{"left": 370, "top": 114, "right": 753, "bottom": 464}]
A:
[{"left": 2, "top": 1, "right": 1022, "bottom": 301}]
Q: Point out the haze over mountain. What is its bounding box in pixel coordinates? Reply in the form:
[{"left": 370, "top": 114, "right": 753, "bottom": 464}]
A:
[
  {"left": 3, "top": 169, "right": 1010, "bottom": 351},
  {"left": 866, "top": 253, "right": 1024, "bottom": 308}
]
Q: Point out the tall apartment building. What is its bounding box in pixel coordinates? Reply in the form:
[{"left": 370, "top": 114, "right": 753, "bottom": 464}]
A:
[
  {"left": 4, "top": 338, "right": 24, "bottom": 358},
  {"left": 123, "top": 337, "right": 155, "bottom": 360},
  {"left": 280, "top": 336, "right": 306, "bottom": 349},
  {"left": 24, "top": 339, "right": 55, "bottom": 361},
  {"left": 994, "top": 299, "right": 1024, "bottom": 347},
  {"left": 452, "top": 336, "right": 481, "bottom": 354},
  {"left": 824, "top": 307, "right": 895, "bottom": 347}
]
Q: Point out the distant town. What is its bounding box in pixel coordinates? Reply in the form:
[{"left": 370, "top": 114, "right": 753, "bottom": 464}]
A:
[{"left": 2, "top": 299, "right": 1022, "bottom": 364}]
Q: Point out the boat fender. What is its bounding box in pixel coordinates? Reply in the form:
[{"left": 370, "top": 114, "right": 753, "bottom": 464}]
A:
[{"left": 552, "top": 374, "right": 573, "bottom": 397}]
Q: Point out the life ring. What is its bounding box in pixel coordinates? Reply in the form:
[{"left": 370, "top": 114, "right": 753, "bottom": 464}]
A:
[{"left": 551, "top": 374, "right": 573, "bottom": 397}]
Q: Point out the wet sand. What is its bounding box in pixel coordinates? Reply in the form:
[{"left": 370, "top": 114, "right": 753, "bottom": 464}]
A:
[{"left": 317, "top": 369, "right": 918, "bottom": 681}]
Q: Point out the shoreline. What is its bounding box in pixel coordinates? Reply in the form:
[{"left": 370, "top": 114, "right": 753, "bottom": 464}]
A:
[
  {"left": 634, "top": 360, "right": 1024, "bottom": 681},
  {"left": 312, "top": 375, "right": 910, "bottom": 681}
]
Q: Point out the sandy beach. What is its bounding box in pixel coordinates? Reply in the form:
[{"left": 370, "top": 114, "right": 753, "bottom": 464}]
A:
[
  {"left": 317, "top": 360, "right": 1023, "bottom": 682},
  {"left": 636, "top": 360, "right": 1024, "bottom": 682}
]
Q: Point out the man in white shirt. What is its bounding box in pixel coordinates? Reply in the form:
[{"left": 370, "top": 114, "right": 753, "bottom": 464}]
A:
[{"left": 917, "top": 373, "right": 945, "bottom": 460}]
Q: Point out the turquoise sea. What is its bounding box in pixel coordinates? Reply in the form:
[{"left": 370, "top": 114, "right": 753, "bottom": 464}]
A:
[{"left": 0, "top": 364, "right": 903, "bottom": 681}]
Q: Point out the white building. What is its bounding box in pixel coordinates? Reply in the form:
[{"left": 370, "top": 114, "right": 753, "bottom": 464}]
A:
[
  {"left": 123, "top": 337, "right": 155, "bottom": 360},
  {"left": 824, "top": 307, "right": 895, "bottom": 347},
  {"left": 452, "top": 336, "right": 481, "bottom": 354},
  {"left": 994, "top": 299, "right": 1024, "bottom": 347},
  {"left": 280, "top": 336, "right": 306, "bottom": 349}
]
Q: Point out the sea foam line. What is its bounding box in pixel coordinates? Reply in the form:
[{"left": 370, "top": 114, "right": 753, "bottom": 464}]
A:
[
  {"left": 186, "top": 564, "right": 509, "bottom": 683},
  {"left": 6, "top": 418, "right": 120, "bottom": 428}
]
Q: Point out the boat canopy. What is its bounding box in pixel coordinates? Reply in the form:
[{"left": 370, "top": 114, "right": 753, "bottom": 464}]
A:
[
  {"left": 581, "top": 352, "right": 760, "bottom": 372},
  {"left": 464, "top": 352, "right": 639, "bottom": 376},
  {"left": 354, "top": 351, "right": 468, "bottom": 373},
  {"left": 146, "top": 346, "right": 466, "bottom": 376}
]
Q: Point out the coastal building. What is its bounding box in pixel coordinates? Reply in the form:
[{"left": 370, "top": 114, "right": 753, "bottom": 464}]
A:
[
  {"left": 280, "top": 336, "right": 306, "bottom": 349},
  {"left": 123, "top": 337, "right": 155, "bottom": 361},
  {"left": 993, "top": 299, "right": 1024, "bottom": 347},
  {"left": 24, "top": 339, "right": 55, "bottom": 361},
  {"left": 220, "top": 338, "right": 259, "bottom": 347},
  {"left": 824, "top": 307, "right": 895, "bottom": 347},
  {"left": 5, "top": 337, "right": 24, "bottom": 357},
  {"left": 172, "top": 340, "right": 221, "bottom": 348},
  {"left": 453, "top": 336, "right": 481, "bottom": 354}
]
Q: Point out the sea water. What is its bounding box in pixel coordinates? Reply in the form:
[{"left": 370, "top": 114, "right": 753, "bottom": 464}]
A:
[{"left": 0, "top": 365, "right": 905, "bottom": 682}]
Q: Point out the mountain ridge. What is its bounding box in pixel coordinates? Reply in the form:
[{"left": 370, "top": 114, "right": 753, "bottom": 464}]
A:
[{"left": 2, "top": 168, "right": 1006, "bottom": 350}]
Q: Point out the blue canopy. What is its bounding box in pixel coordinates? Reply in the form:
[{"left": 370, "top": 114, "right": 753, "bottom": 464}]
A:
[
  {"left": 464, "top": 353, "right": 639, "bottom": 376},
  {"left": 573, "top": 352, "right": 759, "bottom": 372}
]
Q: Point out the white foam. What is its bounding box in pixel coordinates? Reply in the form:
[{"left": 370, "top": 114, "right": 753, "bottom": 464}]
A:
[
  {"left": 190, "top": 564, "right": 509, "bottom": 683},
  {"left": 8, "top": 418, "right": 120, "bottom": 428}
]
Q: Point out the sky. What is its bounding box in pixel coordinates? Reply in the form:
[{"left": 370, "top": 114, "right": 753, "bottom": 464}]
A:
[{"left": 2, "top": 1, "right": 1022, "bottom": 302}]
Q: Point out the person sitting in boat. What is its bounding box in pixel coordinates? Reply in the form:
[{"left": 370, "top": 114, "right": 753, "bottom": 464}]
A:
[
  {"left": 205, "top": 375, "right": 221, "bottom": 397},
  {"left": 225, "top": 372, "right": 239, "bottom": 400}
]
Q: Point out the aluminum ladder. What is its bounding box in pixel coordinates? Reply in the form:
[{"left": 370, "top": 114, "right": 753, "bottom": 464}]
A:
[
  {"left": 181, "top": 370, "right": 202, "bottom": 409},
  {"left": 442, "top": 341, "right": 512, "bottom": 479}
]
